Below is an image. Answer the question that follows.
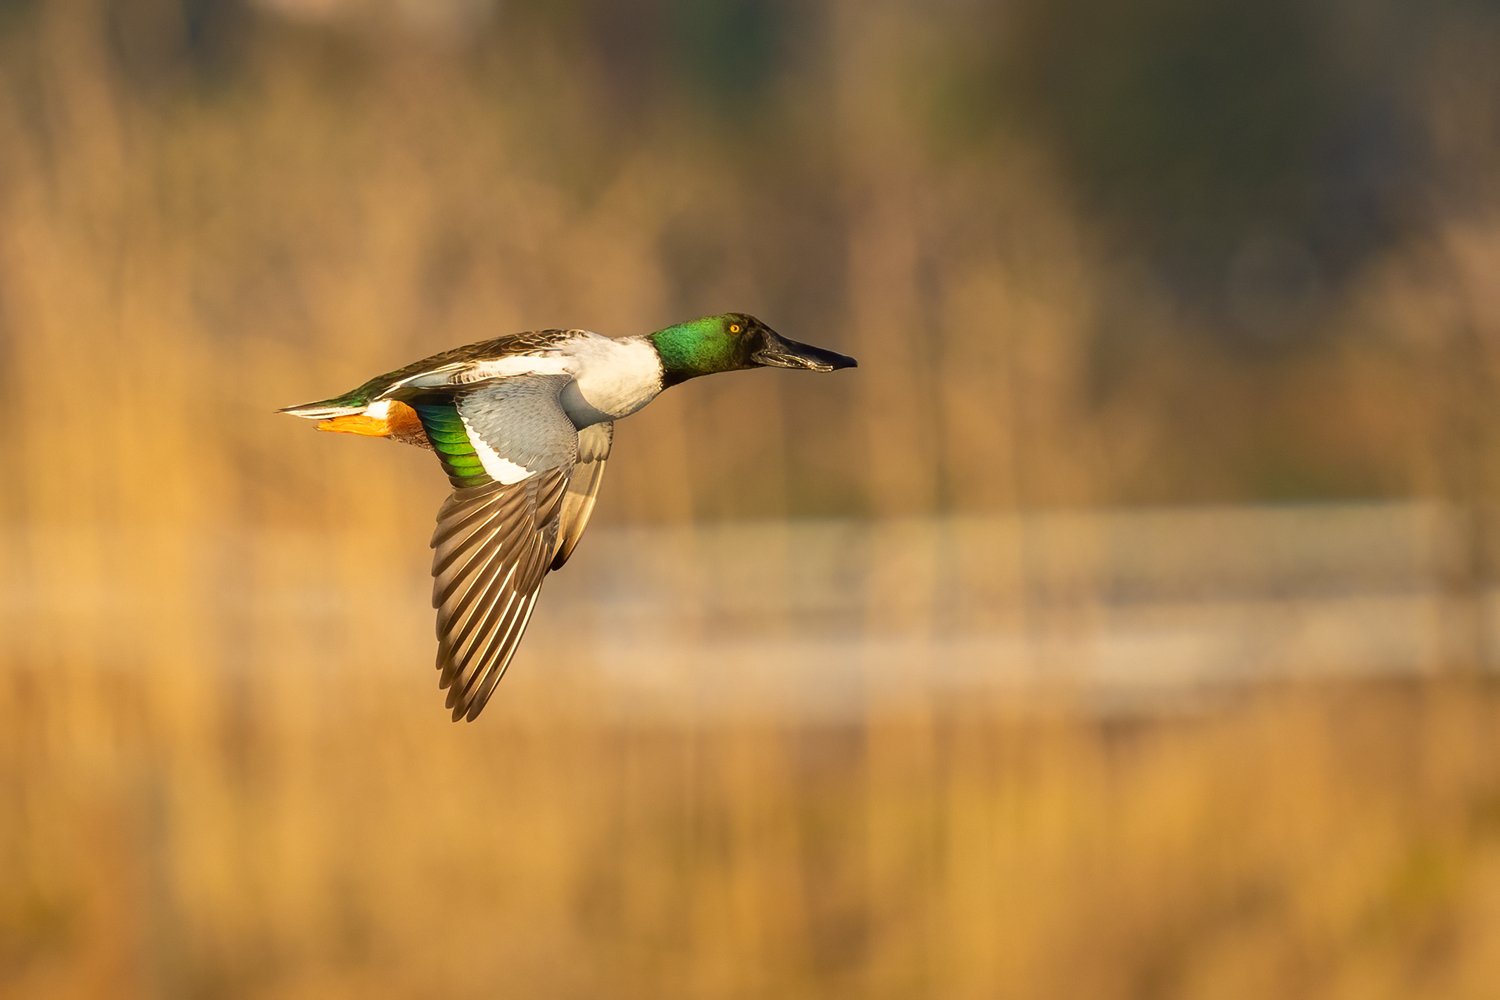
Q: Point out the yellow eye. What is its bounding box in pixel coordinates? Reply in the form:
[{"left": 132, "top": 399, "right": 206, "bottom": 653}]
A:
[{"left": 729, "top": 323, "right": 742, "bottom": 334}]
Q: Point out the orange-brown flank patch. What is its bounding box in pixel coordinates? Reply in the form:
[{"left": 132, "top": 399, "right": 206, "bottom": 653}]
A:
[{"left": 317, "top": 401, "right": 428, "bottom": 446}]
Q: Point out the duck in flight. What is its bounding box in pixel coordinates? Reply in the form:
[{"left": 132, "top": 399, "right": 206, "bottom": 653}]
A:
[{"left": 281, "top": 313, "right": 857, "bottom": 720}]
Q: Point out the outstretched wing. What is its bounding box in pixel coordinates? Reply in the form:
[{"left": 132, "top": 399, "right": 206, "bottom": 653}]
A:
[
  {"left": 552, "top": 422, "right": 613, "bottom": 571},
  {"left": 431, "top": 473, "right": 570, "bottom": 720},
  {"left": 416, "top": 375, "right": 580, "bottom": 721}
]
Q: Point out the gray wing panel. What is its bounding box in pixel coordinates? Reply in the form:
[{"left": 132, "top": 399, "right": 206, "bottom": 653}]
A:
[{"left": 455, "top": 375, "right": 578, "bottom": 483}]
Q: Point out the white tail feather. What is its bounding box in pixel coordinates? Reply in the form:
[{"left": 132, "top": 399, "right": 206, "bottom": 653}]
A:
[{"left": 278, "top": 401, "right": 363, "bottom": 420}]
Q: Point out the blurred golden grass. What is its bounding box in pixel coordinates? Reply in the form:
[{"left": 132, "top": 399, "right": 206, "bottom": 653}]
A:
[
  {"left": 7, "top": 5, "right": 1500, "bottom": 998},
  {"left": 6, "top": 672, "right": 1500, "bottom": 999}
]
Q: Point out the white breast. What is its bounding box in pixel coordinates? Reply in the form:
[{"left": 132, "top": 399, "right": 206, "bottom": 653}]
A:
[
  {"left": 557, "top": 334, "right": 664, "bottom": 426},
  {"left": 397, "top": 331, "right": 663, "bottom": 429}
]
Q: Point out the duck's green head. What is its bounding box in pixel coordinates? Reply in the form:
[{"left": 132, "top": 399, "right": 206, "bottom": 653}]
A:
[{"left": 650, "top": 313, "right": 858, "bottom": 386}]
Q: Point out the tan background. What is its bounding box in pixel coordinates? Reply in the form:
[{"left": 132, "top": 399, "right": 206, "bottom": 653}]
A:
[{"left": 6, "top": 1, "right": 1500, "bottom": 996}]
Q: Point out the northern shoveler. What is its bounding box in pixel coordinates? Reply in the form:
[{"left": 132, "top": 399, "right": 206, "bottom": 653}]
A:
[{"left": 281, "top": 313, "right": 857, "bottom": 720}]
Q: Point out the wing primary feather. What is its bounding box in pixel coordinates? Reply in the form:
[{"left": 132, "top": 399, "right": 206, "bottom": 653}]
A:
[
  {"left": 448, "top": 540, "right": 544, "bottom": 718},
  {"left": 439, "top": 556, "right": 524, "bottom": 699},
  {"left": 463, "top": 595, "right": 544, "bottom": 721},
  {"left": 439, "top": 557, "right": 523, "bottom": 667},
  {"left": 429, "top": 467, "right": 572, "bottom": 720},
  {"left": 430, "top": 484, "right": 537, "bottom": 608},
  {"left": 446, "top": 477, "right": 566, "bottom": 714},
  {"left": 432, "top": 481, "right": 530, "bottom": 692},
  {"left": 432, "top": 514, "right": 509, "bottom": 612},
  {"left": 456, "top": 536, "right": 553, "bottom": 718},
  {"left": 439, "top": 573, "right": 512, "bottom": 690},
  {"left": 451, "top": 577, "right": 532, "bottom": 711},
  {"left": 433, "top": 502, "right": 534, "bottom": 612},
  {"left": 431, "top": 486, "right": 527, "bottom": 566},
  {"left": 442, "top": 557, "right": 528, "bottom": 683}
]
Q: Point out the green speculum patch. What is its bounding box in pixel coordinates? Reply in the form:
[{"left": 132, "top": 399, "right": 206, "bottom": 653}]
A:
[{"left": 412, "top": 401, "right": 490, "bottom": 489}]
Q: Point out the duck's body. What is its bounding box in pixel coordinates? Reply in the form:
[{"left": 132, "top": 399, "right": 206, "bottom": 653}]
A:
[
  {"left": 293, "top": 330, "right": 664, "bottom": 467},
  {"left": 282, "top": 313, "right": 855, "bottom": 721}
]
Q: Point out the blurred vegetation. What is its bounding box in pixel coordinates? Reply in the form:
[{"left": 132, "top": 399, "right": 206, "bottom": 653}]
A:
[
  {"left": 5, "top": 0, "right": 1499, "bottom": 518},
  {"left": 7, "top": 0, "right": 1500, "bottom": 996},
  {"left": 9, "top": 669, "right": 1500, "bottom": 998}
]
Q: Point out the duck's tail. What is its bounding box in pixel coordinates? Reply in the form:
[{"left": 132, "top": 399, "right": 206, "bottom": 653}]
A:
[
  {"left": 279, "top": 394, "right": 428, "bottom": 443},
  {"left": 278, "top": 390, "right": 379, "bottom": 435},
  {"left": 277, "top": 391, "right": 367, "bottom": 421}
]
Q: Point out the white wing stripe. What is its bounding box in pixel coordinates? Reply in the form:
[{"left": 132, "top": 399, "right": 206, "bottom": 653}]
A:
[{"left": 460, "top": 413, "right": 535, "bottom": 484}]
